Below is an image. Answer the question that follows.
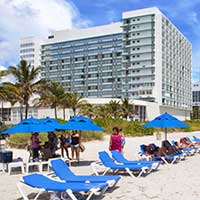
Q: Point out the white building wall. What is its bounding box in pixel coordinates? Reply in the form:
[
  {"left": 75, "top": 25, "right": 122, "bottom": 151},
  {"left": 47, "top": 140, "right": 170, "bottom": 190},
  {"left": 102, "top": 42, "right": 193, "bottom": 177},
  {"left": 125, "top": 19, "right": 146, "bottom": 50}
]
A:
[
  {"left": 45, "top": 23, "right": 122, "bottom": 44},
  {"left": 37, "top": 107, "right": 70, "bottom": 120},
  {"left": 153, "top": 10, "right": 163, "bottom": 105},
  {"left": 20, "top": 37, "right": 42, "bottom": 68},
  {"left": 160, "top": 106, "right": 190, "bottom": 121}
]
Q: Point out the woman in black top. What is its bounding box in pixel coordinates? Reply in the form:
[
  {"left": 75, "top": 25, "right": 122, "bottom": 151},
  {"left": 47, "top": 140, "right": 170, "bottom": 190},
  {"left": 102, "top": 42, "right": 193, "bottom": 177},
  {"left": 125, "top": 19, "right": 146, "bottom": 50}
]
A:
[{"left": 71, "top": 130, "right": 80, "bottom": 162}]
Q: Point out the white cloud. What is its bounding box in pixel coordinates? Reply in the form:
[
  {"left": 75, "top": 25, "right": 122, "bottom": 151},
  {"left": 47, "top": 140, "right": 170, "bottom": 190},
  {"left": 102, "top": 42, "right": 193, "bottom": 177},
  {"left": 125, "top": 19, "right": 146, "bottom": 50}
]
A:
[{"left": 0, "top": 0, "right": 91, "bottom": 67}]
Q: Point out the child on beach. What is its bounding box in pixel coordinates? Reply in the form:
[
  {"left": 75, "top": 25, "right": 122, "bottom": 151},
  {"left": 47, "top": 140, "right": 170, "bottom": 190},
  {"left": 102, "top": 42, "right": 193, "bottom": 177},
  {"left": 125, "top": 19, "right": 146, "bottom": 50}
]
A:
[{"left": 109, "top": 127, "right": 122, "bottom": 152}]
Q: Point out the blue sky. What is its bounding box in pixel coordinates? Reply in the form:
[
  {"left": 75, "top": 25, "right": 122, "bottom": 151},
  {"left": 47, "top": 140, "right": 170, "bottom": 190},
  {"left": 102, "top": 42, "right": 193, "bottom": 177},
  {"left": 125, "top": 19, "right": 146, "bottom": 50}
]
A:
[{"left": 0, "top": 0, "right": 200, "bottom": 81}]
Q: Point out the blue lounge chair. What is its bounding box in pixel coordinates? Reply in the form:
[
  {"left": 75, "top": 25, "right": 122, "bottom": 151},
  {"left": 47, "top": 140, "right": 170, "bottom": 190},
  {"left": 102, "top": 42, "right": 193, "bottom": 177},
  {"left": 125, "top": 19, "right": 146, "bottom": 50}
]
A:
[
  {"left": 181, "top": 137, "right": 199, "bottom": 153},
  {"left": 111, "top": 150, "right": 160, "bottom": 171},
  {"left": 139, "top": 145, "right": 179, "bottom": 165},
  {"left": 50, "top": 158, "right": 120, "bottom": 187},
  {"left": 17, "top": 173, "right": 108, "bottom": 200},
  {"left": 193, "top": 136, "right": 200, "bottom": 143},
  {"left": 171, "top": 140, "right": 195, "bottom": 156},
  {"left": 94, "top": 151, "right": 150, "bottom": 178}
]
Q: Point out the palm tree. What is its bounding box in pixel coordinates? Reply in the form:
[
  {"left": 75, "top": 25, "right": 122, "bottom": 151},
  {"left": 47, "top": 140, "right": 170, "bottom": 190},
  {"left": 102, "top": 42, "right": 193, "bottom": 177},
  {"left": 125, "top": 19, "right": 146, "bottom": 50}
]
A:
[
  {"left": 0, "top": 70, "right": 11, "bottom": 121},
  {"left": 94, "top": 105, "right": 110, "bottom": 118},
  {"left": 0, "top": 70, "right": 9, "bottom": 100},
  {"left": 68, "top": 92, "right": 87, "bottom": 116},
  {"left": 35, "top": 81, "right": 66, "bottom": 119},
  {"left": 106, "top": 100, "right": 121, "bottom": 118},
  {"left": 7, "top": 60, "right": 42, "bottom": 119},
  {"left": 79, "top": 103, "right": 94, "bottom": 118},
  {"left": 120, "top": 98, "right": 134, "bottom": 119},
  {"left": 2, "top": 83, "right": 24, "bottom": 120},
  {"left": 59, "top": 93, "right": 71, "bottom": 120}
]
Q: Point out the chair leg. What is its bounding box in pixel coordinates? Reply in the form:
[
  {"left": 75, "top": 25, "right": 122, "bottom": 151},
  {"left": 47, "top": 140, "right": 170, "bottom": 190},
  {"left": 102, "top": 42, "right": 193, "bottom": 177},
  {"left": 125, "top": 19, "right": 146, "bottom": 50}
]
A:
[
  {"left": 161, "top": 157, "right": 170, "bottom": 165},
  {"left": 90, "top": 162, "right": 99, "bottom": 176},
  {"left": 87, "top": 188, "right": 103, "bottom": 200},
  {"left": 33, "top": 190, "right": 43, "bottom": 200},
  {"left": 39, "top": 164, "right": 42, "bottom": 172},
  {"left": 137, "top": 167, "right": 149, "bottom": 177},
  {"left": 102, "top": 167, "right": 110, "bottom": 176},
  {"left": 8, "top": 165, "right": 11, "bottom": 175},
  {"left": 26, "top": 165, "right": 29, "bottom": 173},
  {"left": 21, "top": 164, "right": 25, "bottom": 174},
  {"left": 125, "top": 168, "right": 135, "bottom": 178},
  {"left": 17, "top": 182, "right": 29, "bottom": 200},
  {"left": 65, "top": 189, "right": 78, "bottom": 200}
]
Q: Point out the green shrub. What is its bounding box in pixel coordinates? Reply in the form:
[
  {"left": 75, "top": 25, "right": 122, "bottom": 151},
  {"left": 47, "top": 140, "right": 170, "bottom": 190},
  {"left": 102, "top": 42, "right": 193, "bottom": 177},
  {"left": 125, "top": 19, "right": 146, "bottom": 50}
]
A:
[
  {"left": 93, "top": 118, "right": 154, "bottom": 137},
  {"left": 8, "top": 133, "right": 48, "bottom": 149}
]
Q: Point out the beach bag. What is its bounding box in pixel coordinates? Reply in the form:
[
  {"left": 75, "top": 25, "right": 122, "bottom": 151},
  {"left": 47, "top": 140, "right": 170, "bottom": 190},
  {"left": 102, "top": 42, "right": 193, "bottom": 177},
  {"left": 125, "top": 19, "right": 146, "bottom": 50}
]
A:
[{"left": 79, "top": 143, "right": 85, "bottom": 152}]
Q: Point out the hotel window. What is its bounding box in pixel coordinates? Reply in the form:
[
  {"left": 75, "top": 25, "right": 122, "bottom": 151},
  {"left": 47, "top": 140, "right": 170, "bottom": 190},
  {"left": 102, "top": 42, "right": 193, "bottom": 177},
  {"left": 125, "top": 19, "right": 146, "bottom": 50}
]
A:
[{"left": 126, "top": 19, "right": 130, "bottom": 24}]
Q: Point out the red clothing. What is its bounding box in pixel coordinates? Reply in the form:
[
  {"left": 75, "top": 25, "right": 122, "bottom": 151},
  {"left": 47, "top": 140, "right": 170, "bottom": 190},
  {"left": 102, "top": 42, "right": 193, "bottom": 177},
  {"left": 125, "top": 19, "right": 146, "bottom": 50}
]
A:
[{"left": 110, "top": 134, "right": 122, "bottom": 152}]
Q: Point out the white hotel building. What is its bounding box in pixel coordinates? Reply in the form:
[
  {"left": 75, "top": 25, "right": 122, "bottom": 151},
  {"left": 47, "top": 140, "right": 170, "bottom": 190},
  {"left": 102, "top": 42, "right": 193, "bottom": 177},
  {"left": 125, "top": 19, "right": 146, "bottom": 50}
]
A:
[
  {"left": 20, "top": 37, "right": 42, "bottom": 68},
  {"left": 17, "top": 7, "right": 192, "bottom": 122}
]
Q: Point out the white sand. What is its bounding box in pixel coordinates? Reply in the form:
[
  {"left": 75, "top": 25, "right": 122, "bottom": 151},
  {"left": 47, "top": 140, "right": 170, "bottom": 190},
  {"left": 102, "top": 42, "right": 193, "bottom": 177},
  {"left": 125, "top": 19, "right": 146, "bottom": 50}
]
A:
[{"left": 0, "top": 131, "right": 200, "bottom": 200}]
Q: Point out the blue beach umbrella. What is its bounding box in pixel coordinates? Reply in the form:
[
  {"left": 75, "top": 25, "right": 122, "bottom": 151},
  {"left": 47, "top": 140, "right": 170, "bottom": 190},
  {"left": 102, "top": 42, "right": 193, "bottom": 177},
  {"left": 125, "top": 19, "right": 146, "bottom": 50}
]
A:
[
  {"left": 41, "top": 117, "right": 64, "bottom": 130},
  {"left": 3, "top": 117, "right": 56, "bottom": 134},
  {"left": 143, "top": 112, "right": 189, "bottom": 140},
  {"left": 61, "top": 116, "right": 104, "bottom": 131}
]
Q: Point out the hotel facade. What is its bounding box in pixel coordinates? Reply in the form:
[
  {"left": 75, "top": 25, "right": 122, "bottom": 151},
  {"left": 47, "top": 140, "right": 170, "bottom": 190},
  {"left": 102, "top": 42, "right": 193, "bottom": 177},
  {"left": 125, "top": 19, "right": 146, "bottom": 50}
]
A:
[{"left": 19, "top": 7, "right": 192, "bottom": 120}]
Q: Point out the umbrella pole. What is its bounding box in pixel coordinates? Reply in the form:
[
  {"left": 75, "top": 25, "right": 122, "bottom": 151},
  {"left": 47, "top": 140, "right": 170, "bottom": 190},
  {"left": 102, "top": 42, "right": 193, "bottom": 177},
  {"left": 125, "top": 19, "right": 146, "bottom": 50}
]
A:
[{"left": 165, "top": 128, "right": 167, "bottom": 140}]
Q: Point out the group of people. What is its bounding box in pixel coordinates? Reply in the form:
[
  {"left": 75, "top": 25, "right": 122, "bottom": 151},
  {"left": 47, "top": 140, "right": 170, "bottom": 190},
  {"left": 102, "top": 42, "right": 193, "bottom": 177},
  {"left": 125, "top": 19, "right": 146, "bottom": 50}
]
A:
[
  {"left": 142, "top": 137, "right": 197, "bottom": 157},
  {"left": 30, "top": 130, "right": 82, "bottom": 162},
  {"left": 109, "top": 127, "right": 126, "bottom": 153},
  {"left": 108, "top": 127, "right": 199, "bottom": 158}
]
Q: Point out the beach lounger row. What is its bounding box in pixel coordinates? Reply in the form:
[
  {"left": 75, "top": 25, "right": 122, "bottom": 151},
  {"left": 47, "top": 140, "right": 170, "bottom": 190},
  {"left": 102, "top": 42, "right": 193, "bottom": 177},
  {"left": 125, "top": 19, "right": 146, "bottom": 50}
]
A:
[
  {"left": 139, "top": 136, "right": 200, "bottom": 165},
  {"left": 17, "top": 135, "right": 200, "bottom": 199},
  {"left": 91, "top": 151, "right": 160, "bottom": 178},
  {"left": 18, "top": 173, "right": 109, "bottom": 200},
  {"left": 18, "top": 158, "right": 121, "bottom": 200}
]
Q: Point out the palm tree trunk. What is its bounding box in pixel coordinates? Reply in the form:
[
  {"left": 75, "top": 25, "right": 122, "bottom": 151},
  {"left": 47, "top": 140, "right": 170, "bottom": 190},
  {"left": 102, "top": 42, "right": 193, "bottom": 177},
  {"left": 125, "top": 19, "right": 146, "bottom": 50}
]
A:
[
  {"left": 63, "top": 108, "right": 65, "bottom": 120},
  {"left": 25, "top": 102, "right": 29, "bottom": 119},
  {"left": 54, "top": 107, "right": 57, "bottom": 119},
  {"left": 73, "top": 108, "right": 76, "bottom": 116},
  {"left": 20, "top": 104, "right": 23, "bottom": 121},
  {"left": 1, "top": 101, "right": 3, "bottom": 123}
]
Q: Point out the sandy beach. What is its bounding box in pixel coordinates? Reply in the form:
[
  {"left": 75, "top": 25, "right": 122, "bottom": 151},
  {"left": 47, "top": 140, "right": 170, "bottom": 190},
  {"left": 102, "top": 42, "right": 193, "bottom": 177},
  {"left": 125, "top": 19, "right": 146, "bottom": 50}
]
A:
[{"left": 0, "top": 131, "right": 200, "bottom": 200}]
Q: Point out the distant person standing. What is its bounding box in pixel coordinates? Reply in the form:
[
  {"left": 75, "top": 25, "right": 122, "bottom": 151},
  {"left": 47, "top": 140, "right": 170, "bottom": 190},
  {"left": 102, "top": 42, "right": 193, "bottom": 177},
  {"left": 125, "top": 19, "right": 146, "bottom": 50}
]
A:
[
  {"left": 71, "top": 130, "right": 80, "bottom": 162},
  {"left": 59, "top": 133, "right": 71, "bottom": 159},
  {"left": 31, "top": 132, "right": 40, "bottom": 161},
  {"left": 48, "top": 132, "right": 58, "bottom": 157},
  {"left": 119, "top": 128, "right": 126, "bottom": 151},
  {"left": 109, "top": 127, "right": 122, "bottom": 152}
]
